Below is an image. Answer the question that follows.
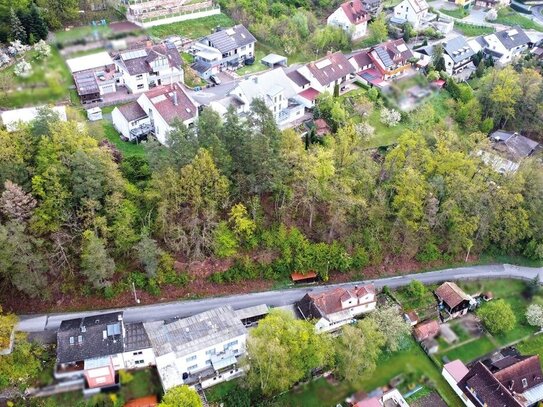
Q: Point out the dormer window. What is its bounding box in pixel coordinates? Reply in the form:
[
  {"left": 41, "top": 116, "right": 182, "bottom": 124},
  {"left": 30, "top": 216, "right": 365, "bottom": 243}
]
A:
[{"left": 523, "top": 378, "right": 528, "bottom": 388}]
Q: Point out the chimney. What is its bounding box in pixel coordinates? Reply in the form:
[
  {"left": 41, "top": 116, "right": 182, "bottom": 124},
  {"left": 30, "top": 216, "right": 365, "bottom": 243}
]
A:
[
  {"left": 173, "top": 91, "right": 178, "bottom": 106},
  {"left": 253, "top": 76, "right": 258, "bottom": 84},
  {"left": 146, "top": 40, "right": 152, "bottom": 48},
  {"left": 350, "top": 0, "right": 354, "bottom": 6}
]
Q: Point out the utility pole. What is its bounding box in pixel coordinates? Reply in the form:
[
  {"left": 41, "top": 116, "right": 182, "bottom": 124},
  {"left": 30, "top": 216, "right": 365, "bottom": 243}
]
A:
[{"left": 132, "top": 281, "right": 140, "bottom": 304}]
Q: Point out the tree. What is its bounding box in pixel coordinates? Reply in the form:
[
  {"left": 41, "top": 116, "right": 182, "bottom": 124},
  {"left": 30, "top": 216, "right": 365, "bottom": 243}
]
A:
[
  {"left": 229, "top": 203, "right": 256, "bottom": 245},
  {"left": 246, "top": 309, "right": 333, "bottom": 396},
  {"left": 334, "top": 320, "right": 385, "bottom": 385},
  {"left": 0, "top": 333, "right": 44, "bottom": 390},
  {"left": 26, "top": 3, "right": 48, "bottom": 42},
  {"left": 478, "top": 66, "right": 521, "bottom": 127},
  {"left": 402, "top": 22, "right": 413, "bottom": 42},
  {"left": 158, "top": 385, "right": 202, "bottom": 407},
  {"left": 526, "top": 304, "right": 543, "bottom": 330},
  {"left": 477, "top": 300, "right": 516, "bottom": 335},
  {"left": 135, "top": 234, "right": 161, "bottom": 278},
  {"left": 37, "top": 0, "right": 78, "bottom": 30},
  {"left": 407, "top": 280, "right": 427, "bottom": 300},
  {"left": 368, "top": 305, "right": 412, "bottom": 351},
  {"left": 213, "top": 221, "right": 238, "bottom": 258},
  {"left": 0, "top": 180, "right": 36, "bottom": 222},
  {"left": 432, "top": 43, "right": 446, "bottom": 72},
  {"left": 9, "top": 8, "right": 26, "bottom": 43},
  {"left": 0, "top": 305, "right": 16, "bottom": 350},
  {"left": 369, "top": 14, "right": 388, "bottom": 43},
  {"left": 80, "top": 230, "right": 115, "bottom": 289},
  {"left": 526, "top": 275, "right": 541, "bottom": 299}
]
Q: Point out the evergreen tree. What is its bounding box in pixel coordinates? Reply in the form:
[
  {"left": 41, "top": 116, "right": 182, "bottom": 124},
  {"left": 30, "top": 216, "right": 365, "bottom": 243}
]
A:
[
  {"left": 80, "top": 230, "right": 115, "bottom": 289},
  {"left": 9, "top": 8, "right": 26, "bottom": 43},
  {"left": 26, "top": 4, "right": 48, "bottom": 42}
]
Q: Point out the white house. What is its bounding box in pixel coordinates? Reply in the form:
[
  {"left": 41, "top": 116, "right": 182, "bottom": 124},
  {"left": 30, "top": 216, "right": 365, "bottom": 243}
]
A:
[
  {"left": 113, "top": 42, "right": 183, "bottom": 94},
  {"left": 112, "top": 82, "right": 198, "bottom": 145},
  {"left": 327, "top": 0, "right": 371, "bottom": 40},
  {"left": 479, "top": 27, "right": 531, "bottom": 66},
  {"left": 191, "top": 25, "right": 256, "bottom": 79},
  {"left": 393, "top": 0, "right": 430, "bottom": 29},
  {"left": 55, "top": 312, "right": 155, "bottom": 392},
  {"left": 213, "top": 68, "right": 305, "bottom": 128},
  {"left": 296, "top": 284, "right": 377, "bottom": 333},
  {"left": 442, "top": 360, "right": 474, "bottom": 407},
  {"left": 296, "top": 51, "right": 355, "bottom": 94},
  {"left": 1, "top": 105, "right": 67, "bottom": 132},
  {"left": 143, "top": 306, "right": 247, "bottom": 391}
]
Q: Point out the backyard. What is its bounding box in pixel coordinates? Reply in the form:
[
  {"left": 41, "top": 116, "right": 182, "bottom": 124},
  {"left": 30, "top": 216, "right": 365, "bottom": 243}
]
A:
[
  {"left": 454, "top": 22, "right": 494, "bottom": 37},
  {"left": 0, "top": 47, "right": 72, "bottom": 108},
  {"left": 148, "top": 13, "right": 234, "bottom": 39},
  {"left": 440, "top": 6, "right": 469, "bottom": 19},
  {"left": 495, "top": 7, "right": 543, "bottom": 31}
]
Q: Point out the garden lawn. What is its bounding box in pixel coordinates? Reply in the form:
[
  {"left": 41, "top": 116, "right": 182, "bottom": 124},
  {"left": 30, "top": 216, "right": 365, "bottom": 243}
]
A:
[
  {"left": 495, "top": 7, "right": 543, "bottom": 31},
  {"left": 518, "top": 334, "right": 543, "bottom": 367},
  {"left": 54, "top": 25, "right": 112, "bottom": 44},
  {"left": 439, "top": 335, "right": 495, "bottom": 363},
  {"left": 148, "top": 14, "right": 234, "bottom": 39},
  {"left": 236, "top": 46, "right": 268, "bottom": 76},
  {"left": 120, "top": 368, "right": 162, "bottom": 401},
  {"left": 394, "top": 284, "right": 438, "bottom": 311},
  {"left": 364, "top": 108, "right": 410, "bottom": 148},
  {"left": 101, "top": 120, "right": 146, "bottom": 157},
  {"left": 440, "top": 7, "right": 468, "bottom": 19},
  {"left": 275, "top": 339, "right": 462, "bottom": 407},
  {"left": 0, "top": 47, "right": 72, "bottom": 108},
  {"left": 457, "top": 279, "right": 538, "bottom": 345},
  {"left": 454, "top": 22, "right": 494, "bottom": 36}
]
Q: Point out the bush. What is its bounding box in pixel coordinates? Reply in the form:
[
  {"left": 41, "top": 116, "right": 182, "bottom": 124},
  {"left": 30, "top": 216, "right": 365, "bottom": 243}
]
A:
[
  {"left": 478, "top": 299, "right": 516, "bottom": 335},
  {"left": 407, "top": 279, "right": 427, "bottom": 299},
  {"left": 380, "top": 107, "right": 401, "bottom": 127},
  {"left": 130, "top": 272, "right": 148, "bottom": 289},
  {"left": 351, "top": 246, "right": 369, "bottom": 270},
  {"left": 416, "top": 243, "right": 442, "bottom": 262},
  {"left": 213, "top": 221, "right": 238, "bottom": 258}
]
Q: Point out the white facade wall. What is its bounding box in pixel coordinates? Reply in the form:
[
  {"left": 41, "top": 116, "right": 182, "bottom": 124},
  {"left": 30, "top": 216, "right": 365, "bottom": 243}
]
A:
[
  {"left": 137, "top": 94, "right": 172, "bottom": 145},
  {"left": 327, "top": 9, "right": 368, "bottom": 40},
  {"left": 315, "top": 295, "right": 377, "bottom": 333},
  {"left": 442, "top": 368, "right": 476, "bottom": 407},
  {"left": 122, "top": 348, "right": 156, "bottom": 370},
  {"left": 394, "top": 0, "right": 427, "bottom": 28},
  {"left": 137, "top": 8, "right": 221, "bottom": 29},
  {"left": 111, "top": 107, "right": 151, "bottom": 140}
]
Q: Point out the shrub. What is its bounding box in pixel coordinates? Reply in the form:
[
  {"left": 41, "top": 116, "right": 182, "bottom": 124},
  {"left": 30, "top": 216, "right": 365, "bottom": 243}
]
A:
[
  {"left": 380, "top": 107, "right": 401, "bottom": 127},
  {"left": 130, "top": 272, "right": 147, "bottom": 289},
  {"left": 351, "top": 246, "right": 369, "bottom": 270},
  {"left": 416, "top": 243, "right": 442, "bottom": 262},
  {"left": 478, "top": 299, "right": 516, "bottom": 335},
  {"left": 14, "top": 59, "right": 32, "bottom": 78},
  {"left": 213, "top": 221, "right": 238, "bottom": 258},
  {"left": 407, "top": 279, "right": 427, "bottom": 299}
]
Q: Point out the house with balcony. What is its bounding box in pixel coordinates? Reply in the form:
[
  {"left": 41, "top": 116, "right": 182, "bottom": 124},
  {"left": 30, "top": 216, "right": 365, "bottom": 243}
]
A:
[
  {"left": 113, "top": 42, "right": 183, "bottom": 94},
  {"left": 296, "top": 284, "right": 377, "bottom": 333},
  {"left": 191, "top": 25, "right": 256, "bottom": 79},
  {"left": 66, "top": 51, "right": 119, "bottom": 104},
  {"left": 327, "top": 0, "right": 371, "bottom": 41},
  {"left": 478, "top": 27, "right": 531, "bottom": 66},
  {"left": 112, "top": 82, "right": 198, "bottom": 144},
  {"left": 212, "top": 68, "right": 305, "bottom": 128},
  {"left": 296, "top": 51, "right": 355, "bottom": 94},
  {"left": 435, "top": 282, "right": 476, "bottom": 322},
  {"left": 118, "top": 0, "right": 221, "bottom": 28},
  {"left": 392, "top": 0, "right": 431, "bottom": 29},
  {"left": 368, "top": 39, "right": 414, "bottom": 80},
  {"left": 55, "top": 312, "right": 155, "bottom": 395},
  {"left": 143, "top": 306, "right": 247, "bottom": 391}
]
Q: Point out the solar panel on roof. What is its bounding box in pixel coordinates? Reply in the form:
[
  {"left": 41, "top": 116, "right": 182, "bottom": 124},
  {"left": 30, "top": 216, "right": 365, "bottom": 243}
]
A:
[
  {"left": 121, "top": 49, "right": 147, "bottom": 61},
  {"left": 151, "top": 94, "right": 167, "bottom": 104},
  {"left": 106, "top": 322, "right": 121, "bottom": 337},
  {"left": 315, "top": 59, "right": 332, "bottom": 69},
  {"left": 375, "top": 47, "right": 394, "bottom": 68}
]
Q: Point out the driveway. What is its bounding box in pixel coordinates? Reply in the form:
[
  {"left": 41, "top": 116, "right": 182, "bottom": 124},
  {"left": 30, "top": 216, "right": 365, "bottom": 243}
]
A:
[{"left": 17, "top": 263, "right": 543, "bottom": 334}]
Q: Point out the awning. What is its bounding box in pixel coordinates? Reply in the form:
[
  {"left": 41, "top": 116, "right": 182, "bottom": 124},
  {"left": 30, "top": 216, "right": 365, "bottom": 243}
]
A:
[{"left": 211, "top": 354, "right": 237, "bottom": 371}]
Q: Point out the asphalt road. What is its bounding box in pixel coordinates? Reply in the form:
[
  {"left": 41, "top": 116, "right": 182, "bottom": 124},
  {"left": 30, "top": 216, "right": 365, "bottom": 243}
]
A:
[{"left": 16, "top": 263, "right": 543, "bottom": 334}]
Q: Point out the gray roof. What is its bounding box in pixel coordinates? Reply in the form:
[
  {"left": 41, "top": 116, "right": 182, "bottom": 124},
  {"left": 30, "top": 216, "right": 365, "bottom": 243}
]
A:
[
  {"left": 495, "top": 26, "right": 531, "bottom": 50},
  {"left": 118, "top": 101, "right": 147, "bottom": 122},
  {"left": 115, "top": 43, "right": 182, "bottom": 76},
  {"left": 262, "top": 53, "right": 287, "bottom": 65},
  {"left": 203, "top": 25, "right": 256, "bottom": 54},
  {"left": 143, "top": 306, "right": 246, "bottom": 358},
  {"left": 305, "top": 51, "right": 355, "bottom": 86},
  {"left": 285, "top": 69, "right": 310, "bottom": 87},
  {"left": 235, "top": 68, "right": 298, "bottom": 107},
  {"left": 57, "top": 312, "right": 124, "bottom": 364},
  {"left": 491, "top": 130, "right": 539, "bottom": 159},
  {"left": 234, "top": 304, "right": 269, "bottom": 321},
  {"left": 124, "top": 322, "right": 151, "bottom": 352},
  {"left": 443, "top": 36, "right": 475, "bottom": 63}
]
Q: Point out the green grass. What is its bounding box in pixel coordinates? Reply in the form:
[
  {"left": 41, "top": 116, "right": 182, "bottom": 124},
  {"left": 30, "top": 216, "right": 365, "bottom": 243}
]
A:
[
  {"left": 440, "top": 335, "right": 495, "bottom": 363},
  {"left": 364, "top": 108, "right": 410, "bottom": 148},
  {"left": 451, "top": 322, "right": 471, "bottom": 342},
  {"left": 120, "top": 368, "right": 162, "bottom": 401},
  {"left": 454, "top": 22, "right": 495, "bottom": 37},
  {"left": 518, "top": 334, "right": 543, "bottom": 367},
  {"left": 0, "top": 47, "right": 72, "bottom": 108},
  {"left": 54, "top": 25, "right": 112, "bottom": 44},
  {"left": 148, "top": 13, "right": 234, "bottom": 39},
  {"left": 236, "top": 46, "right": 268, "bottom": 76},
  {"left": 496, "top": 7, "right": 543, "bottom": 31},
  {"left": 100, "top": 120, "right": 146, "bottom": 157},
  {"left": 394, "top": 284, "right": 438, "bottom": 311},
  {"left": 274, "top": 377, "right": 354, "bottom": 407},
  {"left": 440, "top": 7, "right": 468, "bottom": 19}
]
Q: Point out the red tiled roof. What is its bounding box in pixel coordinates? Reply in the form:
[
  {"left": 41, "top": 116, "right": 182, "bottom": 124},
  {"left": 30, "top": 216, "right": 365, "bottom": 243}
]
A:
[
  {"left": 339, "top": 0, "right": 370, "bottom": 25},
  {"left": 118, "top": 101, "right": 147, "bottom": 122},
  {"left": 435, "top": 282, "right": 470, "bottom": 309},
  {"left": 124, "top": 395, "right": 158, "bottom": 407},
  {"left": 144, "top": 83, "right": 197, "bottom": 125},
  {"left": 291, "top": 271, "right": 317, "bottom": 281},
  {"left": 306, "top": 52, "right": 355, "bottom": 87},
  {"left": 413, "top": 319, "right": 440, "bottom": 341},
  {"left": 493, "top": 355, "right": 543, "bottom": 394},
  {"left": 314, "top": 118, "right": 331, "bottom": 135},
  {"left": 299, "top": 87, "right": 320, "bottom": 101},
  {"left": 351, "top": 50, "right": 372, "bottom": 70},
  {"left": 308, "top": 285, "right": 376, "bottom": 315}
]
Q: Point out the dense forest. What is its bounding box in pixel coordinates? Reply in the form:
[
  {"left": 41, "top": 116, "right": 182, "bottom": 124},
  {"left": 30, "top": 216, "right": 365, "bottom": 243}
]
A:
[{"left": 0, "top": 63, "right": 542, "bottom": 306}]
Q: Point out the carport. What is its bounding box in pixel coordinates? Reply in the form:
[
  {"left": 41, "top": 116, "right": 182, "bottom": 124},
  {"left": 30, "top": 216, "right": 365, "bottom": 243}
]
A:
[{"left": 262, "top": 53, "right": 287, "bottom": 68}]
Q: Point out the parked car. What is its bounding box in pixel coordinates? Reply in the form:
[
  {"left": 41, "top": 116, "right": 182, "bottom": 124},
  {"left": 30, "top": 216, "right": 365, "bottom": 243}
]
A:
[{"left": 209, "top": 75, "right": 221, "bottom": 85}]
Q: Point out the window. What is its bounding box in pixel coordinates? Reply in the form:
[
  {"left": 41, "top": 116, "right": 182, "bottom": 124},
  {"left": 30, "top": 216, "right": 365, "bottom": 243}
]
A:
[
  {"left": 206, "top": 360, "right": 212, "bottom": 365},
  {"left": 135, "top": 359, "right": 144, "bottom": 365},
  {"left": 188, "top": 364, "right": 198, "bottom": 371},
  {"left": 205, "top": 349, "right": 216, "bottom": 356},
  {"left": 133, "top": 351, "right": 143, "bottom": 356},
  {"left": 137, "top": 84, "right": 144, "bottom": 90},
  {"left": 225, "top": 340, "right": 239, "bottom": 349},
  {"left": 136, "top": 74, "right": 143, "bottom": 80},
  {"left": 186, "top": 355, "right": 197, "bottom": 363},
  {"left": 522, "top": 378, "right": 528, "bottom": 388}
]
